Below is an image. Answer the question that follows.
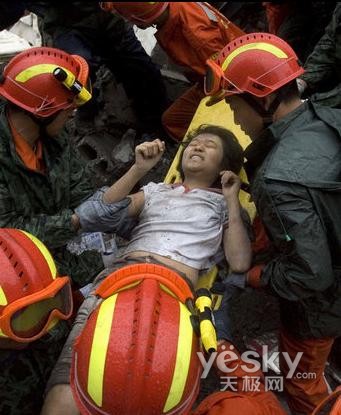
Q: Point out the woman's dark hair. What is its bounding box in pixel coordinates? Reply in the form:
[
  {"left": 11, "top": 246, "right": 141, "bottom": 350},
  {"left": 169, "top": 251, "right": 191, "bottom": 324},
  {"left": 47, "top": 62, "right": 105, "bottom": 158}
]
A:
[{"left": 178, "top": 124, "right": 244, "bottom": 188}]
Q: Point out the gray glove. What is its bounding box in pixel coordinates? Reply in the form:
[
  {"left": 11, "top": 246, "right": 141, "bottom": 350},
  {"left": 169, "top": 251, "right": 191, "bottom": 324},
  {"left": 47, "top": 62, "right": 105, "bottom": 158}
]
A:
[
  {"left": 75, "top": 195, "right": 136, "bottom": 238},
  {"left": 224, "top": 272, "right": 247, "bottom": 289}
]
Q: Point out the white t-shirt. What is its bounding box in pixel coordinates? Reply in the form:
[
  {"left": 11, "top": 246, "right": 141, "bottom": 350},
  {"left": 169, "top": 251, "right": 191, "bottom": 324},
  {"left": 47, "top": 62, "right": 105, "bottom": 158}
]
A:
[{"left": 123, "top": 182, "right": 228, "bottom": 270}]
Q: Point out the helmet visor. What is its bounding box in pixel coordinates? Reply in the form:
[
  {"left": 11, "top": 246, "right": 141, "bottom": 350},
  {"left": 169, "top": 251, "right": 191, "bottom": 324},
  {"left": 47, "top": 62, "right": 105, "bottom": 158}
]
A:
[
  {"left": 9, "top": 281, "right": 72, "bottom": 339},
  {"left": 204, "top": 59, "right": 224, "bottom": 96}
]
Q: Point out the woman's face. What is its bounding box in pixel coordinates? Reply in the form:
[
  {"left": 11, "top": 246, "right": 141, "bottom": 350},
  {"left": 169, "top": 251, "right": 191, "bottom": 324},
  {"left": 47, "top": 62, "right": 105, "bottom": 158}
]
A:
[{"left": 181, "top": 133, "right": 224, "bottom": 181}]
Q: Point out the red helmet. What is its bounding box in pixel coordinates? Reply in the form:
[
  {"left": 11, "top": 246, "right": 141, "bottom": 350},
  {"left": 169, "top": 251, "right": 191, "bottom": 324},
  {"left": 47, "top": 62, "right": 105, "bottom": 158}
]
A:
[
  {"left": 205, "top": 32, "right": 305, "bottom": 105},
  {"left": 100, "top": 2, "right": 169, "bottom": 25},
  {"left": 71, "top": 263, "right": 201, "bottom": 415},
  {"left": 0, "top": 47, "right": 91, "bottom": 118},
  {"left": 0, "top": 229, "right": 73, "bottom": 343}
]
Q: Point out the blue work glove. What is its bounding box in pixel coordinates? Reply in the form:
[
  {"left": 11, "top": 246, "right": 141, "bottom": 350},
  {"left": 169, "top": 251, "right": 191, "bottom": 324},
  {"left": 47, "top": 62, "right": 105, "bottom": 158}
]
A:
[
  {"left": 75, "top": 193, "right": 136, "bottom": 238},
  {"left": 224, "top": 272, "right": 247, "bottom": 289}
]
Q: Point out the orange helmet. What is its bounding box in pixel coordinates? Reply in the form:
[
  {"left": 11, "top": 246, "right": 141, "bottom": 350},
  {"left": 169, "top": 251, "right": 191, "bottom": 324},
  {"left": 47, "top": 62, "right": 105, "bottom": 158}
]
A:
[
  {"left": 205, "top": 32, "right": 304, "bottom": 105},
  {"left": 0, "top": 47, "right": 91, "bottom": 118},
  {"left": 0, "top": 229, "right": 73, "bottom": 343},
  {"left": 100, "top": 2, "right": 169, "bottom": 25},
  {"left": 71, "top": 263, "right": 201, "bottom": 415}
]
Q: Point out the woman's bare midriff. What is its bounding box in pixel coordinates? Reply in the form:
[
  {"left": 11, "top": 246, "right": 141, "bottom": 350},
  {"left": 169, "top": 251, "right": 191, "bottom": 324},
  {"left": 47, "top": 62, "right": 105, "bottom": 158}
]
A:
[{"left": 121, "top": 250, "right": 199, "bottom": 285}]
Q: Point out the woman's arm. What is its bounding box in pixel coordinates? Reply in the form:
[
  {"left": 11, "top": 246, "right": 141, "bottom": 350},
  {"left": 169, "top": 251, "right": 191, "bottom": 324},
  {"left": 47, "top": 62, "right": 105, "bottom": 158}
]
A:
[
  {"left": 103, "top": 139, "right": 165, "bottom": 204},
  {"left": 221, "top": 171, "right": 252, "bottom": 272}
]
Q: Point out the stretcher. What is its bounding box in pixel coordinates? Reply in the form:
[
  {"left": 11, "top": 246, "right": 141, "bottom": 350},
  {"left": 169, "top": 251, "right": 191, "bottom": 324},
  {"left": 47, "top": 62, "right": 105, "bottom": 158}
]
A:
[{"left": 164, "top": 96, "right": 256, "bottom": 304}]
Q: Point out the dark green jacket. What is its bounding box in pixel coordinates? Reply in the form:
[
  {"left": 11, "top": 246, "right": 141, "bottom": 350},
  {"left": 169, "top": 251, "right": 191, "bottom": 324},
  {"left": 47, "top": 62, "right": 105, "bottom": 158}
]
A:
[
  {"left": 245, "top": 101, "right": 341, "bottom": 339},
  {"left": 0, "top": 102, "right": 103, "bottom": 286},
  {"left": 302, "top": 3, "right": 341, "bottom": 108}
]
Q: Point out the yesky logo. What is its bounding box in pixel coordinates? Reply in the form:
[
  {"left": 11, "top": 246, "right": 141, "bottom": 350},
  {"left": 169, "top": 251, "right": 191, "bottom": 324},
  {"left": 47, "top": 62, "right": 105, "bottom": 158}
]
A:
[{"left": 197, "top": 343, "right": 305, "bottom": 379}]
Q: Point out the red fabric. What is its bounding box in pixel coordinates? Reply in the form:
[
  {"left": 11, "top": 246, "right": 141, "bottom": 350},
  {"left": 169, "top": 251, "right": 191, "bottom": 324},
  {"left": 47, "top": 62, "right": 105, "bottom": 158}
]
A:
[
  {"left": 262, "top": 2, "right": 291, "bottom": 34},
  {"left": 252, "top": 215, "right": 271, "bottom": 254},
  {"left": 192, "top": 341, "right": 286, "bottom": 414},
  {"left": 157, "top": 3, "right": 244, "bottom": 141},
  {"left": 192, "top": 390, "right": 286, "bottom": 415},
  {"left": 313, "top": 387, "right": 341, "bottom": 415},
  {"left": 331, "top": 389, "right": 341, "bottom": 415},
  {"left": 279, "top": 329, "right": 334, "bottom": 414},
  {"left": 247, "top": 264, "right": 264, "bottom": 288},
  {"left": 162, "top": 84, "right": 205, "bottom": 141},
  {"left": 156, "top": 2, "right": 244, "bottom": 76}
]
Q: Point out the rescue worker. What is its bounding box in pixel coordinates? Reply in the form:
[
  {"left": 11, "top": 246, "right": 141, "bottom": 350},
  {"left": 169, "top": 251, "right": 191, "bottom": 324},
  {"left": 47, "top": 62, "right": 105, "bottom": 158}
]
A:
[
  {"left": 30, "top": 1, "right": 168, "bottom": 134},
  {"left": 42, "top": 125, "right": 252, "bottom": 414},
  {"left": 0, "top": 46, "right": 104, "bottom": 286},
  {"left": 205, "top": 32, "right": 341, "bottom": 414},
  {"left": 299, "top": 3, "right": 341, "bottom": 108},
  {"left": 100, "top": 2, "right": 244, "bottom": 141},
  {"left": 0, "top": 228, "right": 73, "bottom": 415}
]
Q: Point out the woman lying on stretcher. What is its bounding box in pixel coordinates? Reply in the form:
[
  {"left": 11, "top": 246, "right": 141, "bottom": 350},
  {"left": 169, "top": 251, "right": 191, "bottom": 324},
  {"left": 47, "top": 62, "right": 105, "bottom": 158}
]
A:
[{"left": 75, "top": 123, "right": 252, "bottom": 286}]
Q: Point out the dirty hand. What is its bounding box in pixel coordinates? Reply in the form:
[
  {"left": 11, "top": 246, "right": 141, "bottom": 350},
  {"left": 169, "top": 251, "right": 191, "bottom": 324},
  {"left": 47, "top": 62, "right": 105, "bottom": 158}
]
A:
[
  {"left": 134, "top": 139, "right": 165, "bottom": 173},
  {"left": 221, "top": 170, "right": 241, "bottom": 200}
]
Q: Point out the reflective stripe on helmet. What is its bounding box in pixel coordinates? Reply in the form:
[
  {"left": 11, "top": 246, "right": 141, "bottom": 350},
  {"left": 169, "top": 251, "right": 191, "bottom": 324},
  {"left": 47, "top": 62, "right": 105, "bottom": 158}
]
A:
[
  {"left": 163, "top": 302, "right": 193, "bottom": 413},
  {"left": 0, "top": 282, "right": 9, "bottom": 337},
  {"left": 15, "top": 64, "right": 75, "bottom": 84},
  {"left": 0, "top": 286, "right": 8, "bottom": 306},
  {"left": 87, "top": 294, "right": 118, "bottom": 407},
  {"left": 221, "top": 42, "right": 288, "bottom": 71},
  {"left": 20, "top": 230, "right": 57, "bottom": 279}
]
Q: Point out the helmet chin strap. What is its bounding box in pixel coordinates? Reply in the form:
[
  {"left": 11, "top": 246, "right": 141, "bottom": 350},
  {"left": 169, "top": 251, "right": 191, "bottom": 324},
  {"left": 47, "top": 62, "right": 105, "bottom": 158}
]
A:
[{"left": 241, "top": 93, "right": 282, "bottom": 128}]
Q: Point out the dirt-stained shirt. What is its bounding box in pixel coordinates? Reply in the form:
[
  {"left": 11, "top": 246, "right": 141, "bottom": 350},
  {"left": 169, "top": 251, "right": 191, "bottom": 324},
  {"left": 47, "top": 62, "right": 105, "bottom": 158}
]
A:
[{"left": 123, "top": 182, "right": 228, "bottom": 270}]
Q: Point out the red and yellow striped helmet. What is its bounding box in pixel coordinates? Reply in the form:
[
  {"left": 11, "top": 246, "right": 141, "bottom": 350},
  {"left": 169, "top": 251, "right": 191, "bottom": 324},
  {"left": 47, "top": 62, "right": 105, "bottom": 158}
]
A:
[
  {"left": 100, "top": 2, "right": 169, "bottom": 25},
  {"left": 0, "top": 229, "right": 72, "bottom": 343},
  {"left": 0, "top": 47, "right": 90, "bottom": 117},
  {"left": 205, "top": 32, "right": 305, "bottom": 105},
  {"left": 71, "top": 263, "right": 201, "bottom": 415}
]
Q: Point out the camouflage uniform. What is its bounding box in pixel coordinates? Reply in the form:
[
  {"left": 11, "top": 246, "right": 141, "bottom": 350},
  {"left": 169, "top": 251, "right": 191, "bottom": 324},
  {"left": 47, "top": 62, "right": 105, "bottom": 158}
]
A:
[
  {"left": 301, "top": 3, "right": 341, "bottom": 108},
  {"left": 0, "top": 322, "right": 70, "bottom": 415},
  {"left": 0, "top": 102, "right": 103, "bottom": 286}
]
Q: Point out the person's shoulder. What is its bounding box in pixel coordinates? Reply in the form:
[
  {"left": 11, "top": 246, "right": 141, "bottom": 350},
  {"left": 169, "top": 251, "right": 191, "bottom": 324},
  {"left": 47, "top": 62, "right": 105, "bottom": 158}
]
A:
[
  {"left": 310, "top": 102, "right": 341, "bottom": 135},
  {"left": 142, "top": 181, "right": 171, "bottom": 193}
]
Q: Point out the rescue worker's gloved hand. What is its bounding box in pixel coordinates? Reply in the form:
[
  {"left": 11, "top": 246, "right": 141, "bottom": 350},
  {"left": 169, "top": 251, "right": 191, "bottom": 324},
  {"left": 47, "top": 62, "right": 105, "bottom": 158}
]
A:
[
  {"left": 212, "top": 272, "right": 246, "bottom": 343},
  {"left": 84, "top": 186, "right": 109, "bottom": 202},
  {"left": 225, "top": 266, "right": 265, "bottom": 289},
  {"left": 74, "top": 195, "right": 136, "bottom": 238},
  {"left": 224, "top": 272, "right": 247, "bottom": 289}
]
